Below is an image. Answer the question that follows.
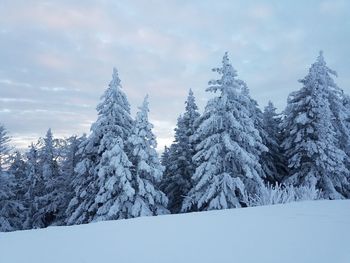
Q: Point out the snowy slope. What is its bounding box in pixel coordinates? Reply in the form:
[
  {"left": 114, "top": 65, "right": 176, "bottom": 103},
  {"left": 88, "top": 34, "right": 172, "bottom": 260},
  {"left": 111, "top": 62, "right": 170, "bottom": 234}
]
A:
[{"left": 1, "top": 200, "right": 349, "bottom": 263}]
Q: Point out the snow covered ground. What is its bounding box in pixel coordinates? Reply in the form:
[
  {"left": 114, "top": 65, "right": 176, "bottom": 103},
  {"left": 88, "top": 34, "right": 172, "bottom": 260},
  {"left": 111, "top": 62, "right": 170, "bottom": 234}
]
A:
[{"left": 1, "top": 200, "right": 349, "bottom": 263}]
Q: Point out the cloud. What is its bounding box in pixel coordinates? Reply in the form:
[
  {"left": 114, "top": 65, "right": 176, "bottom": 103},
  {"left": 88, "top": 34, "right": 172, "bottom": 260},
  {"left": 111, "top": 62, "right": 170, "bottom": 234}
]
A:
[
  {"left": 0, "top": 79, "right": 32, "bottom": 87},
  {"left": 0, "top": 0, "right": 349, "bottom": 152},
  {"left": 0, "top": 98, "right": 38, "bottom": 103},
  {"left": 40, "top": 86, "right": 69, "bottom": 92}
]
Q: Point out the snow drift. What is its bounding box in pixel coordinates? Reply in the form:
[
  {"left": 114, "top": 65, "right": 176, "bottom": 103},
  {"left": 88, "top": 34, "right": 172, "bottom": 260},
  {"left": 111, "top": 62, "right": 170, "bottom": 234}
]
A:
[{"left": 1, "top": 200, "right": 349, "bottom": 263}]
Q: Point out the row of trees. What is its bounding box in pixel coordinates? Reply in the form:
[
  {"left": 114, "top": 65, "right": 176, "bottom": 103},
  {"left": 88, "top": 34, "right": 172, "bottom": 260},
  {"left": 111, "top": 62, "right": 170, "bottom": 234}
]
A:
[{"left": 1, "top": 51, "right": 349, "bottom": 232}]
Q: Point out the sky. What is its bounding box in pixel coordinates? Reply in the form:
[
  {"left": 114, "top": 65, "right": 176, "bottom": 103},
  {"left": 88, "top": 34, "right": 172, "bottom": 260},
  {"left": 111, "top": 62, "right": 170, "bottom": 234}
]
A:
[{"left": 0, "top": 0, "right": 349, "bottom": 151}]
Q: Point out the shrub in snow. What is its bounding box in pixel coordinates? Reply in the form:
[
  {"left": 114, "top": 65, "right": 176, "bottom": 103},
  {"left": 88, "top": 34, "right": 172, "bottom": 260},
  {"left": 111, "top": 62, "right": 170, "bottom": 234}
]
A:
[{"left": 248, "top": 183, "right": 321, "bottom": 207}]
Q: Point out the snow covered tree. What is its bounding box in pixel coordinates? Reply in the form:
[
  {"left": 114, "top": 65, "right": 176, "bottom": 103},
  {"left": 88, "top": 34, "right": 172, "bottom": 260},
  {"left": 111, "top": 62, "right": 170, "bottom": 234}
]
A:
[
  {"left": 65, "top": 137, "right": 98, "bottom": 225},
  {"left": 8, "top": 151, "right": 26, "bottom": 180},
  {"left": 22, "top": 144, "right": 42, "bottom": 229},
  {"left": 238, "top": 86, "right": 283, "bottom": 184},
  {"left": 125, "top": 96, "right": 169, "bottom": 217},
  {"left": 30, "top": 129, "right": 64, "bottom": 228},
  {"left": 0, "top": 172, "right": 25, "bottom": 232},
  {"left": 338, "top": 94, "right": 350, "bottom": 160},
  {"left": 160, "top": 146, "right": 171, "bottom": 168},
  {"left": 161, "top": 89, "right": 200, "bottom": 213},
  {"left": 324, "top": 69, "right": 350, "bottom": 170},
  {"left": 281, "top": 51, "right": 350, "bottom": 199},
  {"left": 261, "top": 101, "right": 287, "bottom": 183},
  {"left": 67, "top": 68, "right": 133, "bottom": 224},
  {"left": 0, "top": 124, "right": 12, "bottom": 171},
  {"left": 182, "top": 53, "right": 266, "bottom": 212}
]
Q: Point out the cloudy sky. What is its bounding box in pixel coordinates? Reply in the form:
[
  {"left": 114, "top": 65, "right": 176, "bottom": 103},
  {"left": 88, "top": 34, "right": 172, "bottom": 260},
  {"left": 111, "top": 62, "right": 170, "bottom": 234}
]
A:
[{"left": 0, "top": 0, "right": 349, "bottom": 151}]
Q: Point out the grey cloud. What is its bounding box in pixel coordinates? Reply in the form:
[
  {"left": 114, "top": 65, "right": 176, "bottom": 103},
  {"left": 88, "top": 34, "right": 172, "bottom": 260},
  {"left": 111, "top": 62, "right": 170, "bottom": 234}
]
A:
[{"left": 0, "top": 0, "right": 349, "bottom": 150}]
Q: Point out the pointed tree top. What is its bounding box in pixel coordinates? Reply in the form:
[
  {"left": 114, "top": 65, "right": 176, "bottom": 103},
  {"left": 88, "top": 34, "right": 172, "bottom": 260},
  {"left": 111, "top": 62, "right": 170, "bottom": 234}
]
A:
[
  {"left": 222, "top": 51, "right": 233, "bottom": 69},
  {"left": 316, "top": 50, "right": 325, "bottom": 65},
  {"left": 264, "top": 100, "right": 276, "bottom": 113},
  {"left": 141, "top": 94, "right": 149, "bottom": 111},
  {"left": 46, "top": 128, "right": 52, "bottom": 137},
  {"left": 185, "top": 88, "right": 198, "bottom": 112},
  {"left": 136, "top": 94, "right": 150, "bottom": 121},
  {"left": 109, "top": 67, "right": 121, "bottom": 89}
]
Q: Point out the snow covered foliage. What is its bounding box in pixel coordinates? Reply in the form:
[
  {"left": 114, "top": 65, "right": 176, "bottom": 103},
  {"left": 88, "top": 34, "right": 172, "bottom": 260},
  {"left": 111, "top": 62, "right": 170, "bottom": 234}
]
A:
[
  {"left": 127, "top": 96, "right": 169, "bottom": 217},
  {"left": 182, "top": 53, "right": 266, "bottom": 212},
  {"left": 161, "top": 89, "right": 200, "bottom": 213},
  {"left": 248, "top": 183, "right": 321, "bottom": 207},
  {"left": 22, "top": 144, "right": 41, "bottom": 229},
  {"left": 0, "top": 172, "right": 25, "bottom": 232},
  {"left": 326, "top": 74, "right": 350, "bottom": 170},
  {"left": 0, "top": 124, "right": 12, "bottom": 171},
  {"left": 261, "top": 101, "right": 287, "bottom": 183},
  {"left": 281, "top": 51, "right": 350, "bottom": 199},
  {"left": 67, "top": 68, "right": 133, "bottom": 224},
  {"left": 31, "top": 129, "right": 63, "bottom": 228}
]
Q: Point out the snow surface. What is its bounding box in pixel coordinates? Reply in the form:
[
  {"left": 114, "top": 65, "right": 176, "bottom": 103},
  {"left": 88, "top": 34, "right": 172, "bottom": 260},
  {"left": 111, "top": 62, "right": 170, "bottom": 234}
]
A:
[{"left": 1, "top": 200, "right": 349, "bottom": 263}]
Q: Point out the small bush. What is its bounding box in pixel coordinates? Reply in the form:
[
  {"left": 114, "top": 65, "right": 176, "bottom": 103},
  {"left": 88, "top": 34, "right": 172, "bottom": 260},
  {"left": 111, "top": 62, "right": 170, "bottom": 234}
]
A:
[{"left": 248, "top": 183, "right": 322, "bottom": 207}]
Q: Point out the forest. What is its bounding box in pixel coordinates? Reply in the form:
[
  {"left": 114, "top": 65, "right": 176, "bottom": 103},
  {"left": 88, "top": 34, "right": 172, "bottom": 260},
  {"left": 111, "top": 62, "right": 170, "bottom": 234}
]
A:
[{"left": 1, "top": 51, "right": 349, "bottom": 232}]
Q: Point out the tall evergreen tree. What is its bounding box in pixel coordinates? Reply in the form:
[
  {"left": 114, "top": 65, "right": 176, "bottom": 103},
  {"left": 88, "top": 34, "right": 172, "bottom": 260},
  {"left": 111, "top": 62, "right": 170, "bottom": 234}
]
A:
[
  {"left": 261, "top": 101, "right": 287, "bottom": 183},
  {"left": 160, "top": 146, "right": 171, "bottom": 169},
  {"left": 126, "top": 96, "right": 169, "bottom": 217},
  {"left": 67, "top": 68, "right": 133, "bottom": 224},
  {"left": 182, "top": 53, "right": 265, "bottom": 212},
  {"left": 325, "top": 70, "right": 350, "bottom": 170},
  {"left": 0, "top": 172, "right": 25, "bottom": 232},
  {"left": 161, "top": 89, "right": 200, "bottom": 213},
  {"left": 23, "top": 144, "right": 42, "bottom": 229},
  {"left": 0, "top": 132, "right": 24, "bottom": 232},
  {"left": 32, "top": 129, "right": 62, "bottom": 228},
  {"left": 0, "top": 124, "right": 11, "bottom": 171},
  {"left": 281, "top": 51, "right": 350, "bottom": 199},
  {"left": 8, "top": 151, "right": 26, "bottom": 180}
]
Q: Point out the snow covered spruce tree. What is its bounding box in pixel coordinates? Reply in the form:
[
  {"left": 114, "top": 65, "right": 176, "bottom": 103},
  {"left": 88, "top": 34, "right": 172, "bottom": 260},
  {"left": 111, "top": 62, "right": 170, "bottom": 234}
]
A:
[
  {"left": 261, "top": 101, "right": 287, "bottom": 183},
  {"left": 0, "top": 132, "right": 24, "bottom": 232},
  {"left": 324, "top": 66, "right": 350, "bottom": 170},
  {"left": 281, "top": 51, "right": 350, "bottom": 199},
  {"left": 67, "top": 68, "right": 133, "bottom": 224},
  {"left": 237, "top": 86, "right": 285, "bottom": 184},
  {"left": 161, "top": 89, "right": 200, "bottom": 213},
  {"left": 31, "top": 129, "right": 64, "bottom": 228},
  {"left": 0, "top": 172, "right": 25, "bottom": 232},
  {"left": 22, "top": 144, "right": 42, "bottom": 229},
  {"left": 125, "top": 96, "right": 169, "bottom": 217},
  {"left": 182, "top": 53, "right": 266, "bottom": 212},
  {"left": 0, "top": 124, "right": 12, "bottom": 171}
]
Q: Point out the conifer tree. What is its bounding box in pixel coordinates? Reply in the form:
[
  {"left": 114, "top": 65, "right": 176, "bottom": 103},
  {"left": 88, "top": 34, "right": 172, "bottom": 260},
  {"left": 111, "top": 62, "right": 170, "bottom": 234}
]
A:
[
  {"left": 0, "top": 124, "right": 11, "bottom": 171},
  {"left": 67, "top": 68, "right": 133, "bottom": 224},
  {"left": 182, "top": 53, "right": 265, "bottom": 212},
  {"left": 126, "top": 96, "right": 169, "bottom": 217},
  {"left": 261, "top": 101, "right": 287, "bottom": 183},
  {"left": 161, "top": 89, "right": 200, "bottom": 213},
  {"left": 281, "top": 51, "right": 350, "bottom": 199},
  {"left": 32, "top": 129, "right": 62, "bottom": 228},
  {"left": 23, "top": 144, "right": 42, "bottom": 229},
  {"left": 0, "top": 132, "right": 24, "bottom": 232},
  {"left": 0, "top": 172, "right": 25, "bottom": 232}
]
